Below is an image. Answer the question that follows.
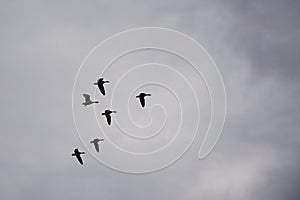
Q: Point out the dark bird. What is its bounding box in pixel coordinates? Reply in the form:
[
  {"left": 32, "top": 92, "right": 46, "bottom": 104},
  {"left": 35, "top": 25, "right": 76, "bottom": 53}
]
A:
[
  {"left": 72, "top": 148, "right": 85, "bottom": 165},
  {"left": 101, "top": 109, "right": 117, "bottom": 125},
  {"left": 94, "top": 78, "right": 109, "bottom": 96},
  {"left": 136, "top": 92, "right": 151, "bottom": 107},
  {"left": 90, "top": 138, "right": 104, "bottom": 152},
  {"left": 82, "top": 94, "right": 99, "bottom": 107}
]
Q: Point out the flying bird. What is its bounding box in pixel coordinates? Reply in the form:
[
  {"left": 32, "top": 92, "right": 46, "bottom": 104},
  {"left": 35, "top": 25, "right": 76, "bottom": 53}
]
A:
[
  {"left": 94, "top": 78, "right": 109, "bottom": 96},
  {"left": 82, "top": 94, "right": 99, "bottom": 106},
  {"left": 136, "top": 92, "right": 151, "bottom": 107},
  {"left": 72, "top": 148, "right": 85, "bottom": 165},
  {"left": 90, "top": 138, "right": 104, "bottom": 153},
  {"left": 101, "top": 109, "right": 117, "bottom": 125}
]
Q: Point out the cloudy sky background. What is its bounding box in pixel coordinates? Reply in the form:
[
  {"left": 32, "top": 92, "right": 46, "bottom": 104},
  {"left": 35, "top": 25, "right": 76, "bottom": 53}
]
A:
[{"left": 1, "top": 0, "right": 300, "bottom": 199}]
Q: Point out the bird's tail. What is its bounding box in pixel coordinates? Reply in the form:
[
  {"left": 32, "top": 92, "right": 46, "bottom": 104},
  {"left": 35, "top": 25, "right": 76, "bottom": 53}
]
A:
[{"left": 94, "top": 101, "right": 99, "bottom": 103}]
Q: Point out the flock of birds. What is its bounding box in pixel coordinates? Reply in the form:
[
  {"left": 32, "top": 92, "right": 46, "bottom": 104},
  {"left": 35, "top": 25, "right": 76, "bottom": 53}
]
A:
[{"left": 72, "top": 78, "right": 152, "bottom": 165}]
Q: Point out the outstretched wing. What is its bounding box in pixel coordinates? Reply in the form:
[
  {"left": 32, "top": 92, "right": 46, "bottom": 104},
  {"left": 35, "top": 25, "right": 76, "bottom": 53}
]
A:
[
  {"left": 140, "top": 97, "right": 145, "bottom": 107},
  {"left": 83, "top": 94, "right": 91, "bottom": 102},
  {"left": 106, "top": 115, "right": 111, "bottom": 125},
  {"left": 76, "top": 154, "right": 83, "bottom": 165},
  {"left": 94, "top": 142, "right": 100, "bottom": 152},
  {"left": 99, "top": 84, "right": 106, "bottom": 96}
]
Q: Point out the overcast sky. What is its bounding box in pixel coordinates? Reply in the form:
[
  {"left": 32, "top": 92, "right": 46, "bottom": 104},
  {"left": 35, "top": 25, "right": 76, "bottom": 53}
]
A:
[{"left": 1, "top": 0, "right": 300, "bottom": 199}]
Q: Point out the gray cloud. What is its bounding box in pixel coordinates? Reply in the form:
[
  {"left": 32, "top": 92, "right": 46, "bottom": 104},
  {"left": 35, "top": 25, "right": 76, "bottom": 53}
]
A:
[{"left": 0, "top": 0, "right": 300, "bottom": 199}]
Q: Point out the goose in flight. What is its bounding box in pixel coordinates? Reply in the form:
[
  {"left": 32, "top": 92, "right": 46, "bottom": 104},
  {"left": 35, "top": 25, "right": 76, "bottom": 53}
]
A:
[
  {"left": 72, "top": 148, "right": 85, "bottom": 165},
  {"left": 90, "top": 138, "right": 104, "bottom": 153},
  {"left": 136, "top": 92, "right": 151, "bottom": 108},
  {"left": 101, "top": 109, "right": 117, "bottom": 125},
  {"left": 94, "top": 78, "right": 109, "bottom": 96},
  {"left": 82, "top": 94, "right": 99, "bottom": 106}
]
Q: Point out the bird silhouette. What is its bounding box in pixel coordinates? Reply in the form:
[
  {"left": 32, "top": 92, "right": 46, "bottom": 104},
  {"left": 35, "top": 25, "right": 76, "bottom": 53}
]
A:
[
  {"left": 82, "top": 94, "right": 99, "bottom": 106},
  {"left": 90, "top": 138, "right": 104, "bottom": 153},
  {"left": 136, "top": 92, "right": 151, "bottom": 107},
  {"left": 94, "top": 78, "right": 109, "bottom": 96},
  {"left": 101, "top": 109, "right": 117, "bottom": 125},
  {"left": 72, "top": 148, "right": 85, "bottom": 165}
]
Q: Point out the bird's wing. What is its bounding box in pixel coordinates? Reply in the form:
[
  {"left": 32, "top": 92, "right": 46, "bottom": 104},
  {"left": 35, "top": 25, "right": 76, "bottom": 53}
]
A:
[
  {"left": 140, "top": 97, "right": 145, "bottom": 107},
  {"left": 107, "top": 115, "right": 111, "bottom": 125},
  {"left": 83, "top": 94, "right": 91, "bottom": 102},
  {"left": 76, "top": 154, "right": 83, "bottom": 165},
  {"left": 99, "top": 84, "right": 106, "bottom": 96},
  {"left": 94, "top": 143, "right": 99, "bottom": 152}
]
